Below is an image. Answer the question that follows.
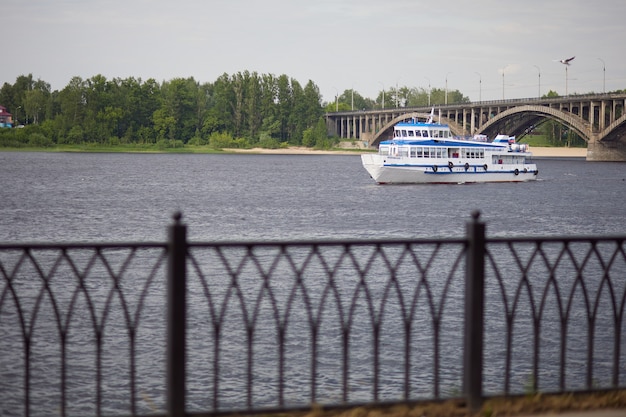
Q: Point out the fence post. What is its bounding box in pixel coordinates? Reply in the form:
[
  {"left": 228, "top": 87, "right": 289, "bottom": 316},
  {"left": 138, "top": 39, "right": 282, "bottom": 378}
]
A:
[
  {"left": 167, "top": 212, "right": 187, "bottom": 417},
  {"left": 464, "top": 210, "right": 485, "bottom": 411}
]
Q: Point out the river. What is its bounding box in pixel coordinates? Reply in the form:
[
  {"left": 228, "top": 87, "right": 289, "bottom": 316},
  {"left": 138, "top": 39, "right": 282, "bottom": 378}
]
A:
[
  {"left": 1, "top": 152, "right": 625, "bottom": 243},
  {"left": 0, "top": 152, "right": 625, "bottom": 416}
]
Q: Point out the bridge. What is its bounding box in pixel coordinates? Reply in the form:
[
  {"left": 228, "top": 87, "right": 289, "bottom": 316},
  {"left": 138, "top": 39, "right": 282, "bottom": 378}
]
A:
[{"left": 324, "top": 93, "right": 626, "bottom": 161}]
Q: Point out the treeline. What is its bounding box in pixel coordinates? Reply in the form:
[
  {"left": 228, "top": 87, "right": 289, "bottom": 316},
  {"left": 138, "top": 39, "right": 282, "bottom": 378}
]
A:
[{"left": 0, "top": 72, "right": 333, "bottom": 149}]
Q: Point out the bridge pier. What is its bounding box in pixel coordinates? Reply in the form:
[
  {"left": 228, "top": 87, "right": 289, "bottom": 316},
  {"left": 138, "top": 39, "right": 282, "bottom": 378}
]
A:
[
  {"left": 587, "top": 139, "right": 626, "bottom": 161},
  {"left": 360, "top": 131, "right": 373, "bottom": 148}
]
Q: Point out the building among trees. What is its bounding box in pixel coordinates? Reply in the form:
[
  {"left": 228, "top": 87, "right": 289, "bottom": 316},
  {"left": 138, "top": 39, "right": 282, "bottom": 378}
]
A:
[{"left": 0, "top": 106, "right": 14, "bottom": 128}]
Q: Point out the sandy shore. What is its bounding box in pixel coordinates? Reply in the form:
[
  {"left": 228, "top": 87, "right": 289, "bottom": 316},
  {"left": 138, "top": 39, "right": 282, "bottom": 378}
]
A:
[
  {"left": 226, "top": 146, "right": 587, "bottom": 158},
  {"left": 527, "top": 147, "right": 586, "bottom": 157}
]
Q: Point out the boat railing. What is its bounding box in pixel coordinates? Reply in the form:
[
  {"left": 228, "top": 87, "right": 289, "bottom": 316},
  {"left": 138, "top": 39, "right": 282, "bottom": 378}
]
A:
[{"left": 1, "top": 212, "right": 625, "bottom": 416}]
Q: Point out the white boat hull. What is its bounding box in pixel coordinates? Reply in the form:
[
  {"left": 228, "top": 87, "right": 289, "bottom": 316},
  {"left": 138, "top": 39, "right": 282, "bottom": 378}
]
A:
[{"left": 361, "top": 154, "right": 538, "bottom": 184}]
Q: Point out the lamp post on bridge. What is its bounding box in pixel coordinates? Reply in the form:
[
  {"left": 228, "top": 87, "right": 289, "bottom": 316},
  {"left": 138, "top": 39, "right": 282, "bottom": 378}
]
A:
[
  {"left": 500, "top": 65, "right": 510, "bottom": 100},
  {"left": 395, "top": 77, "right": 403, "bottom": 108},
  {"left": 351, "top": 85, "right": 354, "bottom": 111},
  {"left": 424, "top": 77, "right": 431, "bottom": 106},
  {"left": 533, "top": 65, "right": 541, "bottom": 98},
  {"left": 598, "top": 58, "right": 606, "bottom": 93},
  {"left": 557, "top": 56, "right": 575, "bottom": 97},
  {"left": 474, "top": 72, "right": 481, "bottom": 102},
  {"left": 445, "top": 72, "right": 452, "bottom": 105},
  {"left": 378, "top": 82, "right": 385, "bottom": 110}
]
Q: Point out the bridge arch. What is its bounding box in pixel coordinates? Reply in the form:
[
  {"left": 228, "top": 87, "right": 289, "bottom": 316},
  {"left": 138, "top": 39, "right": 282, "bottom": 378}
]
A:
[
  {"left": 370, "top": 112, "right": 465, "bottom": 147},
  {"left": 600, "top": 113, "right": 626, "bottom": 142},
  {"left": 478, "top": 105, "right": 592, "bottom": 143}
]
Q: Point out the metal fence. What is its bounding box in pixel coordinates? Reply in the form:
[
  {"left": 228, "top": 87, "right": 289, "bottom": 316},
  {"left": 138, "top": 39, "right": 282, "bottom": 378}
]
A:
[{"left": 1, "top": 211, "right": 625, "bottom": 417}]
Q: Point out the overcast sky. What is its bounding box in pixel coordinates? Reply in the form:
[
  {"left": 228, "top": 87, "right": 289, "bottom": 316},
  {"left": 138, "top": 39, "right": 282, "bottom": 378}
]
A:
[{"left": 3, "top": 0, "right": 625, "bottom": 104}]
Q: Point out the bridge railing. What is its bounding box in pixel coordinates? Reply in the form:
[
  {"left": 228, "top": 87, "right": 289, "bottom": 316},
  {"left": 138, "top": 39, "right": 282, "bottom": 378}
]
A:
[
  {"left": 1, "top": 212, "right": 625, "bottom": 417},
  {"left": 325, "top": 92, "right": 626, "bottom": 116}
]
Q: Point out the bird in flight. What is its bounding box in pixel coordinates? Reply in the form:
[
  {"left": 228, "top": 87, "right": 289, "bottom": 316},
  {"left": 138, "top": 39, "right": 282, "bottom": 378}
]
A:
[{"left": 558, "top": 56, "right": 575, "bottom": 65}]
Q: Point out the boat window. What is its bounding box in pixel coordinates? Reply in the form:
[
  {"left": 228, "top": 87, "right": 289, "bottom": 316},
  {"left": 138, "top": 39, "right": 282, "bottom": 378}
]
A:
[
  {"left": 422, "top": 130, "right": 429, "bottom": 137},
  {"left": 399, "top": 147, "right": 409, "bottom": 157},
  {"left": 423, "top": 148, "right": 430, "bottom": 158},
  {"left": 380, "top": 146, "right": 390, "bottom": 156},
  {"left": 402, "top": 130, "right": 407, "bottom": 137},
  {"left": 408, "top": 130, "right": 414, "bottom": 137},
  {"left": 415, "top": 130, "right": 422, "bottom": 137}
]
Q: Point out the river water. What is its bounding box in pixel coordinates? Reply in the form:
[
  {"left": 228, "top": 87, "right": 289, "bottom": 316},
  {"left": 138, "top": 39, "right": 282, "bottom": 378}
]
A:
[
  {"left": 0, "top": 152, "right": 625, "bottom": 416},
  {"left": 1, "top": 152, "right": 625, "bottom": 243}
]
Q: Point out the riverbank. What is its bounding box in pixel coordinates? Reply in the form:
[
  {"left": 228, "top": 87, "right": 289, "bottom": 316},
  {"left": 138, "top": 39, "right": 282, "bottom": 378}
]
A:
[
  {"left": 225, "top": 146, "right": 587, "bottom": 158},
  {"left": 0, "top": 145, "right": 587, "bottom": 157},
  {"left": 528, "top": 147, "right": 586, "bottom": 158}
]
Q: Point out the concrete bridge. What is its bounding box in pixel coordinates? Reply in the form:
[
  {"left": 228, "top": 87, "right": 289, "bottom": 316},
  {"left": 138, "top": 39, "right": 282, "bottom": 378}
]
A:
[{"left": 325, "top": 93, "right": 626, "bottom": 161}]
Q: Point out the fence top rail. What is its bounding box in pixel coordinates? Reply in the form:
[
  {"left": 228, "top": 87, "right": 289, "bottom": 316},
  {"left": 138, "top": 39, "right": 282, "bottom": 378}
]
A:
[
  {"left": 0, "top": 241, "right": 167, "bottom": 250},
  {"left": 187, "top": 237, "right": 468, "bottom": 248},
  {"left": 0, "top": 235, "right": 624, "bottom": 250},
  {"left": 487, "top": 235, "right": 626, "bottom": 244}
]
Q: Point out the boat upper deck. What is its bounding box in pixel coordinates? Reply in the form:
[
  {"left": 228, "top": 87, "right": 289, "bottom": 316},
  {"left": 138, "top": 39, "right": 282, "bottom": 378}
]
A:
[
  {"left": 389, "top": 122, "right": 529, "bottom": 153},
  {"left": 394, "top": 121, "right": 451, "bottom": 140}
]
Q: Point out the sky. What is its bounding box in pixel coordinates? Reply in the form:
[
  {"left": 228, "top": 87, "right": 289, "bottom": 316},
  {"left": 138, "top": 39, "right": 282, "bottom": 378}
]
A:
[{"left": 3, "top": 0, "right": 626, "bottom": 104}]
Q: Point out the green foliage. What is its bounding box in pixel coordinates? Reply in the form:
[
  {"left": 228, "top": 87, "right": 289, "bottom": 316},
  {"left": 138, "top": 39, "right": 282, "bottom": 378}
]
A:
[
  {"left": 302, "top": 127, "right": 315, "bottom": 147},
  {"left": 28, "top": 133, "right": 53, "bottom": 147},
  {"left": 208, "top": 131, "right": 249, "bottom": 149},
  {"left": 316, "top": 136, "right": 339, "bottom": 150},
  {"left": 187, "top": 135, "right": 207, "bottom": 146},
  {"left": 538, "top": 120, "right": 586, "bottom": 147},
  {"left": 324, "top": 101, "right": 351, "bottom": 112},
  {"left": 302, "top": 117, "right": 329, "bottom": 148},
  {"left": 156, "top": 139, "right": 170, "bottom": 150},
  {"left": 0, "top": 127, "right": 27, "bottom": 147},
  {"left": 258, "top": 132, "right": 281, "bottom": 149},
  {"left": 62, "top": 125, "right": 85, "bottom": 144}
]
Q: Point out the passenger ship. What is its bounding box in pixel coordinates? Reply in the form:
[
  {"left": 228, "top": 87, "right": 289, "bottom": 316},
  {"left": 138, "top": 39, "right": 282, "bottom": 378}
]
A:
[{"left": 361, "top": 118, "right": 538, "bottom": 184}]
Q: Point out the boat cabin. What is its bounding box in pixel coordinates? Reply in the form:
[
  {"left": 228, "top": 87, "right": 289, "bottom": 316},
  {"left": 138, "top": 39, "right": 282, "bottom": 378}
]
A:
[{"left": 393, "top": 121, "right": 451, "bottom": 139}]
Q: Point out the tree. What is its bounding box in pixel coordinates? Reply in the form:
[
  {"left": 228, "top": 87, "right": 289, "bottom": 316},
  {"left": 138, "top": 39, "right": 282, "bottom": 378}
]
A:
[
  {"left": 243, "top": 72, "right": 262, "bottom": 141},
  {"left": 23, "top": 89, "right": 47, "bottom": 124},
  {"left": 276, "top": 74, "right": 293, "bottom": 142},
  {"left": 209, "top": 73, "right": 236, "bottom": 135},
  {"left": 302, "top": 81, "right": 323, "bottom": 127},
  {"left": 340, "top": 89, "right": 369, "bottom": 111},
  {"left": 152, "top": 107, "right": 176, "bottom": 141},
  {"left": 404, "top": 87, "right": 431, "bottom": 107},
  {"left": 58, "top": 76, "right": 86, "bottom": 132},
  {"left": 160, "top": 77, "right": 200, "bottom": 142}
]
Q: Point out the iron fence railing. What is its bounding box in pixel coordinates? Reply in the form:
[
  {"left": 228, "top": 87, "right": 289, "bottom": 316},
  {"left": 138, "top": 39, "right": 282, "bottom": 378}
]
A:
[{"left": 0, "top": 211, "right": 625, "bottom": 417}]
